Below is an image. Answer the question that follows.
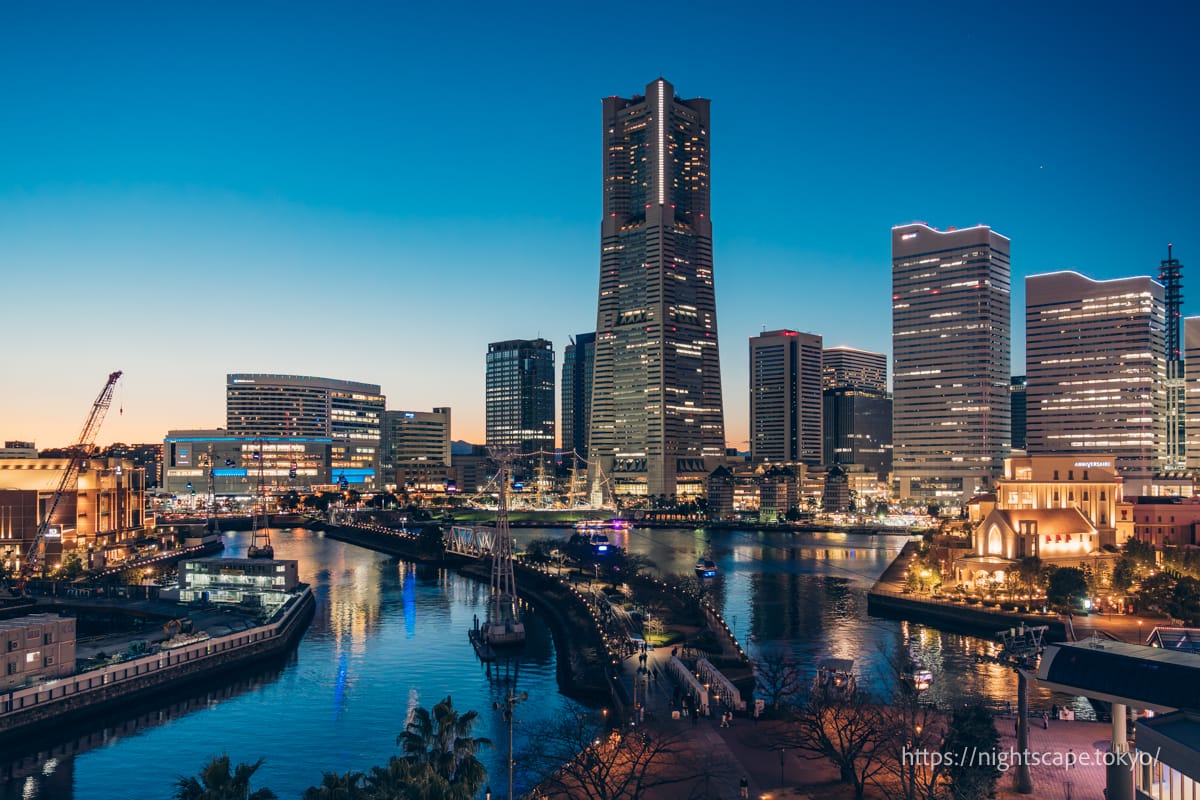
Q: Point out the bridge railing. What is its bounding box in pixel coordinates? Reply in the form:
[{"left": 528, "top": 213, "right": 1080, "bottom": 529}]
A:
[{"left": 444, "top": 525, "right": 496, "bottom": 558}]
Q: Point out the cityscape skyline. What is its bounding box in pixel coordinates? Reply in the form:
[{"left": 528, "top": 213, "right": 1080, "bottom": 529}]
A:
[{"left": 3, "top": 3, "right": 1197, "bottom": 449}]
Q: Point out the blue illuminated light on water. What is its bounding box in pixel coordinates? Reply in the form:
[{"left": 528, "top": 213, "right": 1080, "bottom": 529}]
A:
[{"left": 2, "top": 529, "right": 573, "bottom": 800}]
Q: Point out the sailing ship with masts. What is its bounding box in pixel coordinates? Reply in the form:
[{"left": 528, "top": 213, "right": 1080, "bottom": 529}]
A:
[
  {"left": 246, "top": 441, "right": 274, "bottom": 559},
  {"left": 469, "top": 456, "right": 525, "bottom": 660}
]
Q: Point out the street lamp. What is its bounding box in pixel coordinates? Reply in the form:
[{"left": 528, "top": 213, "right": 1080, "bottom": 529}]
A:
[{"left": 496, "top": 690, "right": 527, "bottom": 799}]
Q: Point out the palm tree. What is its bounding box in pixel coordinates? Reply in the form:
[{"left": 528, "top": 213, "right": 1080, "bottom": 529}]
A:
[
  {"left": 302, "top": 770, "right": 367, "bottom": 800},
  {"left": 364, "top": 758, "right": 415, "bottom": 800},
  {"left": 397, "top": 696, "right": 491, "bottom": 797},
  {"left": 174, "top": 755, "right": 277, "bottom": 800}
]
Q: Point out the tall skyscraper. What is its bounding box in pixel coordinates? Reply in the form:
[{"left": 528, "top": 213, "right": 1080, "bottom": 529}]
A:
[
  {"left": 822, "top": 347, "right": 887, "bottom": 393},
  {"left": 1026, "top": 271, "right": 1165, "bottom": 484},
  {"left": 226, "top": 373, "right": 385, "bottom": 487},
  {"left": 750, "top": 330, "right": 823, "bottom": 465},
  {"left": 485, "top": 339, "right": 555, "bottom": 469},
  {"left": 823, "top": 387, "right": 892, "bottom": 479},
  {"left": 892, "top": 223, "right": 1011, "bottom": 500},
  {"left": 588, "top": 78, "right": 725, "bottom": 499},
  {"left": 561, "top": 332, "right": 596, "bottom": 469}
]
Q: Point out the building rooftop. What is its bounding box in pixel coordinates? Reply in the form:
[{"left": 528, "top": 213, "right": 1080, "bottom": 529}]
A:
[
  {"left": 1037, "top": 640, "right": 1200, "bottom": 712},
  {"left": 992, "top": 507, "right": 1095, "bottom": 536},
  {"left": 0, "top": 613, "right": 69, "bottom": 632}
]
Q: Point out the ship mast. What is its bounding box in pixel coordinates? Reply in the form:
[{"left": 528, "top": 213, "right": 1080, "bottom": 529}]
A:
[{"left": 488, "top": 455, "right": 520, "bottom": 636}]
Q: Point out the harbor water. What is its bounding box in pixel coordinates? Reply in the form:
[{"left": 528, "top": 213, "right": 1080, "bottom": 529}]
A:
[{"left": 3, "top": 525, "right": 1088, "bottom": 799}]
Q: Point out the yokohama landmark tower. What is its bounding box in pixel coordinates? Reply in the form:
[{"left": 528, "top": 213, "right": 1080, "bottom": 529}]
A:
[{"left": 588, "top": 78, "right": 726, "bottom": 502}]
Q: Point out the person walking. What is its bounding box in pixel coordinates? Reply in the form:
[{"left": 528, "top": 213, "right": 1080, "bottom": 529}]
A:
[
  {"left": 739, "top": 775, "right": 749, "bottom": 799},
  {"left": 1042, "top": 711, "right": 1049, "bottom": 730}
]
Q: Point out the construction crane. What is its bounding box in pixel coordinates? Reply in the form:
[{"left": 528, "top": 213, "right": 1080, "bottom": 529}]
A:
[{"left": 17, "top": 370, "right": 123, "bottom": 588}]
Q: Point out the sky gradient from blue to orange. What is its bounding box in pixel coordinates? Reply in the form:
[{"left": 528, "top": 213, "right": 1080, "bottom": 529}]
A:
[{"left": 2, "top": 2, "right": 1198, "bottom": 449}]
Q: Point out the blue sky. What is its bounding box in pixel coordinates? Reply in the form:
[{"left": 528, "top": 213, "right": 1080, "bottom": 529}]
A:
[{"left": 2, "top": 1, "right": 1197, "bottom": 448}]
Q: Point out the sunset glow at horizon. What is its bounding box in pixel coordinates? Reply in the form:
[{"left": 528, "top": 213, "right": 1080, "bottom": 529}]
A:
[{"left": 2, "top": 2, "right": 1197, "bottom": 450}]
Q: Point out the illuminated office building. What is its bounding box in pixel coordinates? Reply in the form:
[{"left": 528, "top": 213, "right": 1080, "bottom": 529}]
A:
[
  {"left": 1025, "top": 271, "right": 1165, "bottom": 486},
  {"left": 380, "top": 408, "right": 452, "bottom": 491},
  {"left": 892, "top": 223, "right": 1011, "bottom": 500},
  {"left": 750, "top": 330, "right": 823, "bottom": 465},
  {"left": 1186, "top": 317, "right": 1200, "bottom": 472},
  {"left": 485, "top": 339, "right": 555, "bottom": 469},
  {"left": 226, "top": 374, "right": 384, "bottom": 487},
  {"left": 588, "top": 78, "right": 725, "bottom": 499},
  {"left": 823, "top": 388, "right": 892, "bottom": 479},
  {"left": 162, "top": 430, "right": 332, "bottom": 495},
  {"left": 821, "top": 345, "right": 891, "bottom": 479},
  {"left": 821, "top": 346, "right": 887, "bottom": 392}
]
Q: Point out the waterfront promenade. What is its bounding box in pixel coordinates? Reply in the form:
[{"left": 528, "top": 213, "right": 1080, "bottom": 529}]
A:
[
  {"left": 603, "top": 641, "right": 1114, "bottom": 799},
  {"left": 868, "top": 542, "right": 1158, "bottom": 645}
]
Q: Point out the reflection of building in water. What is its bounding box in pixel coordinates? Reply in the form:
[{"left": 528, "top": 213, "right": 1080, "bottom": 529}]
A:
[
  {"left": 749, "top": 557, "right": 854, "bottom": 643},
  {"left": 323, "top": 548, "right": 389, "bottom": 660},
  {"left": 0, "top": 664, "right": 285, "bottom": 793}
]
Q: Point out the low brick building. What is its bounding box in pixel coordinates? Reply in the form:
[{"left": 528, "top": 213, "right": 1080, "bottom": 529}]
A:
[{"left": 0, "top": 614, "right": 76, "bottom": 691}]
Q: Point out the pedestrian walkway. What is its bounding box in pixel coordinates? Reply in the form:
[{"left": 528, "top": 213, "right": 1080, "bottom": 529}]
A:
[
  {"left": 993, "top": 718, "right": 1112, "bottom": 800},
  {"left": 611, "top": 641, "right": 1117, "bottom": 800}
]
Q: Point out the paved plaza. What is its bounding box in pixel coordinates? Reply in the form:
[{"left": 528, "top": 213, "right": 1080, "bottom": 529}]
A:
[{"left": 613, "top": 645, "right": 1116, "bottom": 799}]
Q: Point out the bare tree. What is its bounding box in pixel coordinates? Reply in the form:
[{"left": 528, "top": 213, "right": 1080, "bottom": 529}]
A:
[
  {"left": 870, "top": 643, "right": 948, "bottom": 800},
  {"left": 524, "top": 707, "right": 692, "bottom": 800},
  {"left": 874, "top": 699, "right": 945, "bottom": 800},
  {"left": 777, "top": 686, "right": 893, "bottom": 800},
  {"left": 753, "top": 648, "right": 805, "bottom": 713}
]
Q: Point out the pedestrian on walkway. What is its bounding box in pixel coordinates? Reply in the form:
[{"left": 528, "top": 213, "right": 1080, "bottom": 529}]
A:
[
  {"left": 1042, "top": 711, "right": 1049, "bottom": 729},
  {"left": 739, "top": 775, "right": 749, "bottom": 799}
]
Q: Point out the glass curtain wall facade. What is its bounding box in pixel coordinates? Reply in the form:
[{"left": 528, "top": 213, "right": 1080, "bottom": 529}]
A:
[
  {"left": 589, "top": 78, "right": 725, "bottom": 500},
  {"left": 485, "top": 339, "right": 555, "bottom": 471},
  {"left": 226, "top": 374, "right": 384, "bottom": 487},
  {"left": 562, "top": 332, "right": 596, "bottom": 469},
  {"left": 892, "top": 223, "right": 1011, "bottom": 501},
  {"left": 1025, "top": 272, "right": 1166, "bottom": 484},
  {"left": 823, "top": 388, "right": 893, "bottom": 479}
]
